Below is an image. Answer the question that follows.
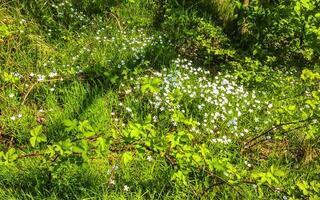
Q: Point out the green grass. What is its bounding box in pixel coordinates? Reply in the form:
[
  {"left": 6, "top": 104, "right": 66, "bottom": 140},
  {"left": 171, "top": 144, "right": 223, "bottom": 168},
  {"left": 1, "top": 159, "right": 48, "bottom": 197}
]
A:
[{"left": 0, "top": 0, "right": 319, "bottom": 199}]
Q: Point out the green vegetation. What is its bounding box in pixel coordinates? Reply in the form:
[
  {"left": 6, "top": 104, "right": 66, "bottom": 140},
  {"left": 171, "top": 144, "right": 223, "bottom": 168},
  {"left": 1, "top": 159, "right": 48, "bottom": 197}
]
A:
[{"left": 0, "top": 0, "right": 319, "bottom": 199}]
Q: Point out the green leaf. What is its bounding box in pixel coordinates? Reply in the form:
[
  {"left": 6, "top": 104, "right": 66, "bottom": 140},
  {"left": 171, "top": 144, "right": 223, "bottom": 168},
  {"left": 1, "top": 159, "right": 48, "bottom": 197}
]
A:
[
  {"left": 78, "top": 120, "right": 94, "bottom": 135},
  {"left": 83, "top": 131, "right": 95, "bottom": 137},
  {"left": 29, "top": 137, "right": 37, "bottom": 147},
  {"left": 151, "top": 77, "right": 162, "bottom": 85},
  {"left": 192, "top": 153, "right": 202, "bottom": 164},
  {"left": 95, "top": 137, "right": 107, "bottom": 156},
  {"left": 30, "top": 125, "right": 46, "bottom": 147},
  {"left": 294, "top": 2, "right": 301, "bottom": 14},
  {"left": 71, "top": 146, "right": 84, "bottom": 153},
  {"left": 310, "top": 181, "right": 320, "bottom": 193},
  {"left": 270, "top": 165, "right": 285, "bottom": 177},
  {"left": 6, "top": 148, "right": 18, "bottom": 161},
  {"left": 208, "top": 159, "right": 225, "bottom": 172},
  {"left": 306, "top": 99, "right": 317, "bottom": 109},
  {"left": 110, "top": 75, "right": 119, "bottom": 84},
  {"left": 45, "top": 145, "right": 55, "bottom": 157},
  {"left": 64, "top": 119, "right": 78, "bottom": 131},
  {"left": 141, "top": 83, "right": 151, "bottom": 93},
  {"left": 111, "top": 129, "right": 118, "bottom": 139},
  {"left": 171, "top": 170, "right": 188, "bottom": 185},
  {"left": 311, "top": 91, "right": 319, "bottom": 100},
  {"left": 288, "top": 105, "right": 296, "bottom": 111},
  {"left": 30, "top": 125, "right": 43, "bottom": 137},
  {"left": 297, "top": 181, "right": 310, "bottom": 195},
  {"left": 122, "top": 151, "right": 133, "bottom": 165},
  {"left": 38, "top": 134, "right": 47, "bottom": 143},
  {"left": 4, "top": 148, "right": 18, "bottom": 164}
]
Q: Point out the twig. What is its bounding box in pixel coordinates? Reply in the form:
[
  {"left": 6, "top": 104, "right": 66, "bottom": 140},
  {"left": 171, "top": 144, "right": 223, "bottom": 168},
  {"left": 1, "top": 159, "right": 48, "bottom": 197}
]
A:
[
  {"left": 246, "top": 118, "right": 313, "bottom": 146},
  {"left": 247, "top": 125, "right": 307, "bottom": 149},
  {"left": 107, "top": 12, "right": 123, "bottom": 31},
  {"left": 206, "top": 170, "right": 244, "bottom": 198},
  {"left": 22, "top": 82, "right": 37, "bottom": 104},
  {"left": 18, "top": 152, "right": 44, "bottom": 159}
]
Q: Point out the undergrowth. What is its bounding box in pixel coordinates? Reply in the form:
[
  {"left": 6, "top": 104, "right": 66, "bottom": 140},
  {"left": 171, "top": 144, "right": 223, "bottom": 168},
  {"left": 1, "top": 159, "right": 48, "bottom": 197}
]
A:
[{"left": 0, "top": 0, "right": 319, "bottom": 199}]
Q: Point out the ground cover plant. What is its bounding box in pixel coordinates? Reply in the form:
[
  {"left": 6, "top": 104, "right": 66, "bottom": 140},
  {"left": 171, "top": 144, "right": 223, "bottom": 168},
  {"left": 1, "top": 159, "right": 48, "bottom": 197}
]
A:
[{"left": 0, "top": 0, "right": 319, "bottom": 199}]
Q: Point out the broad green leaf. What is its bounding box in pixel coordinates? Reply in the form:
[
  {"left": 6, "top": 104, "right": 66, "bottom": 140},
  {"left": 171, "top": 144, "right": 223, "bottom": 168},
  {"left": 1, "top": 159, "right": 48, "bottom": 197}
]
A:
[
  {"left": 83, "top": 131, "right": 95, "bottom": 137},
  {"left": 141, "top": 83, "right": 151, "bottom": 93},
  {"left": 110, "top": 75, "right": 119, "bottom": 84},
  {"left": 45, "top": 145, "right": 55, "bottom": 157},
  {"left": 122, "top": 151, "right": 133, "bottom": 165},
  {"left": 38, "top": 134, "right": 47, "bottom": 143},
  {"left": 171, "top": 170, "right": 188, "bottom": 185},
  {"left": 79, "top": 120, "right": 94, "bottom": 133},
  {"left": 64, "top": 119, "right": 78, "bottom": 131},
  {"left": 297, "top": 181, "right": 310, "bottom": 195},
  {"left": 30, "top": 137, "right": 37, "bottom": 147},
  {"left": 288, "top": 105, "right": 296, "bottom": 111},
  {"left": 71, "top": 146, "right": 84, "bottom": 153},
  {"left": 6, "top": 148, "right": 17, "bottom": 160},
  {"left": 192, "top": 154, "right": 202, "bottom": 164},
  {"left": 30, "top": 125, "right": 43, "bottom": 137}
]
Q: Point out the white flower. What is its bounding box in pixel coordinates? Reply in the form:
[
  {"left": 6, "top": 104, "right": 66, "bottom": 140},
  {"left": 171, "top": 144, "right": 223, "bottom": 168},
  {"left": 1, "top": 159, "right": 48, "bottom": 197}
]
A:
[
  {"left": 37, "top": 75, "right": 45, "bottom": 81},
  {"left": 48, "top": 71, "right": 58, "bottom": 78},
  {"left": 112, "top": 165, "right": 119, "bottom": 171},
  {"left": 17, "top": 114, "right": 23, "bottom": 118},
  {"left": 147, "top": 155, "right": 153, "bottom": 161},
  {"left": 153, "top": 115, "right": 158, "bottom": 122},
  {"left": 10, "top": 116, "right": 16, "bottom": 121},
  {"left": 268, "top": 103, "right": 273, "bottom": 109},
  {"left": 109, "top": 179, "right": 116, "bottom": 185},
  {"left": 9, "top": 93, "right": 14, "bottom": 98},
  {"left": 123, "top": 185, "right": 130, "bottom": 192},
  {"left": 125, "top": 89, "right": 132, "bottom": 94}
]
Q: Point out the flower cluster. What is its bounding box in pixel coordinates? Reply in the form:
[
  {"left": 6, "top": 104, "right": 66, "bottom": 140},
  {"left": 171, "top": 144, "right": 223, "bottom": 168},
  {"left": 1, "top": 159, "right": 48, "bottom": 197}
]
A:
[
  {"left": 131, "top": 57, "right": 275, "bottom": 143},
  {"left": 51, "top": 1, "right": 90, "bottom": 27}
]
